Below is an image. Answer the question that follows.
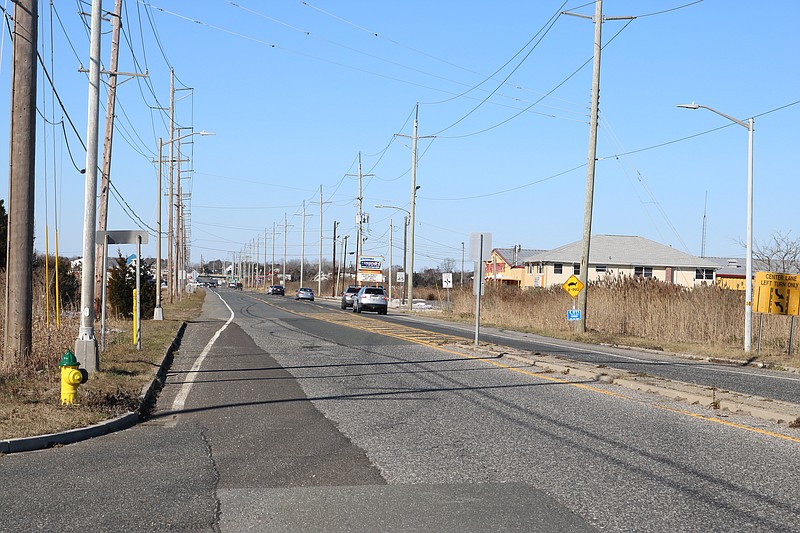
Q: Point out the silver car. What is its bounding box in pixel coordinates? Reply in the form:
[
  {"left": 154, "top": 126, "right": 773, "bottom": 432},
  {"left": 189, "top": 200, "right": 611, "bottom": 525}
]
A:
[
  {"left": 341, "top": 286, "right": 361, "bottom": 309},
  {"left": 353, "top": 286, "right": 388, "bottom": 315},
  {"left": 295, "top": 287, "right": 314, "bottom": 301}
]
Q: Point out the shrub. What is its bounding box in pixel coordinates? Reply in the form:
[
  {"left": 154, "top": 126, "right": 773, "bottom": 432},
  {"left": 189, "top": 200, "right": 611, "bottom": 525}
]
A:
[{"left": 107, "top": 253, "right": 156, "bottom": 319}]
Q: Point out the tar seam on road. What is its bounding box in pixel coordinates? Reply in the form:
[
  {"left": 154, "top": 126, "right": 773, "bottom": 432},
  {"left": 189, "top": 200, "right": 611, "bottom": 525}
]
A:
[{"left": 168, "top": 291, "right": 235, "bottom": 426}]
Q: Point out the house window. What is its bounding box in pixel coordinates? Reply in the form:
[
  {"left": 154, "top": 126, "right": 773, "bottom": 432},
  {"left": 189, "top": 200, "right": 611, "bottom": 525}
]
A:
[
  {"left": 596, "top": 265, "right": 607, "bottom": 274},
  {"left": 528, "top": 264, "right": 534, "bottom": 275},
  {"left": 554, "top": 263, "right": 563, "bottom": 274},
  {"left": 695, "top": 268, "right": 714, "bottom": 281},
  {"left": 537, "top": 263, "right": 543, "bottom": 274},
  {"left": 634, "top": 266, "right": 653, "bottom": 278},
  {"left": 573, "top": 263, "right": 580, "bottom": 275}
]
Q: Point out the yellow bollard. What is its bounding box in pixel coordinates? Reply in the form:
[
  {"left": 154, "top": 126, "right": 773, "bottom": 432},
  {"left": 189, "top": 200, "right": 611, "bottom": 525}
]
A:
[{"left": 133, "top": 288, "right": 138, "bottom": 346}]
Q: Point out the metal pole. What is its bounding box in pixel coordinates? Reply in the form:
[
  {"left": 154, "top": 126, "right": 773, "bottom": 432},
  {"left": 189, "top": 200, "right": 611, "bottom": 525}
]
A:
[
  {"left": 272, "top": 222, "right": 276, "bottom": 286},
  {"left": 154, "top": 138, "right": 164, "bottom": 319},
  {"left": 283, "top": 212, "right": 287, "bottom": 285},
  {"left": 388, "top": 219, "right": 393, "bottom": 304},
  {"left": 100, "top": 235, "right": 108, "bottom": 350},
  {"left": 301, "top": 200, "right": 306, "bottom": 287},
  {"left": 744, "top": 118, "right": 754, "bottom": 353},
  {"left": 136, "top": 236, "right": 141, "bottom": 350},
  {"left": 475, "top": 235, "right": 484, "bottom": 346},
  {"left": 75, "top": 0, "right": 103, "bottom": 372},
  {"left": 461, "top": 241, "right": 465, "bottom": 286},
  {"left": 264, "top": 228, "right": 272, "bottom": 292},
  {"left": 331, "top": 221, "right": 338, "bottom": 296},
  {"left": 678, "top": 104, "right": 755, "bottom": 353},
  {"left": 319, "top": 186, "right": 323, "bottom": 296},
  {"left": 402, "top": 216, "right": 408, "bottom": 305}
]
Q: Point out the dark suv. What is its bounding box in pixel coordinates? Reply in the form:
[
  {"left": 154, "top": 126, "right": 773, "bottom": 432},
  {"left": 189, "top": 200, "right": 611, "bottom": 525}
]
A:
[
  {"left": 341, "top": 286, "right": 361, "bottom": 309},
  {"left": 268, "top": 285, "right": 285, "bottom": 295},
  {"left": 353, "top": 286, "right": 388, "bottom": 315}
]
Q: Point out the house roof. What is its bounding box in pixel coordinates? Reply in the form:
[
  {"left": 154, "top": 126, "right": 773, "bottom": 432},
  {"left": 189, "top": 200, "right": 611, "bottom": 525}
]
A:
[
  {"left": 705, "top": 256, "right": 774, "bottom": 277},
  {"left": 492, "top": 247, "right": 546, "bottom": 267},
  {"left": 523, "top": 235, "right": 720, "bottom": 269}
]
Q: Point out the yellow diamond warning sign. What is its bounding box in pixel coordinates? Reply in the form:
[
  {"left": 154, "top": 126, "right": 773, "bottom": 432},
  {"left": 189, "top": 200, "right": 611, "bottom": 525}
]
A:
[{"left": 562, "top": 275, "right": 584, "bottom": 298}]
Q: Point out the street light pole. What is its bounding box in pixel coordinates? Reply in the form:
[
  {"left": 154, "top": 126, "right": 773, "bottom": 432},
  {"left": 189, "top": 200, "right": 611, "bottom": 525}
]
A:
[
  {"left": 75, "top": 0, "right": 103, "bottom": 372},
  {"left": 154, "top": 131, "right": 213, "bottom": 319},
  {"left": 678, "top": 102, "right": 754, "bottom": 352}
]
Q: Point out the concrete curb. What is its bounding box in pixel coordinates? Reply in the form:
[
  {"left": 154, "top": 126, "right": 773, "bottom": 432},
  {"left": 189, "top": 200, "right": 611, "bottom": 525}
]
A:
[
  {"left": 499, "top": 350, "right": 800, "bottom": 426},
  {"left": 0, "top": 322, "right": 187, "bottom": 455}
]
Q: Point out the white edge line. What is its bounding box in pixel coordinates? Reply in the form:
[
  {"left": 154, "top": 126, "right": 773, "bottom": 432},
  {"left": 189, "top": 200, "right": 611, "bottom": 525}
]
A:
[{"left": 169, "top": 291, "right": 235, "bottom": 419}]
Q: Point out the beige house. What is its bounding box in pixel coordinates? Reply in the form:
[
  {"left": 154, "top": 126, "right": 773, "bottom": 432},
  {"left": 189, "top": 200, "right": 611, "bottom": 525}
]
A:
[
  {"left": 520, "top": 235, "right": 721, "bottom": 289},
  {"left": 484, "top": 247, "right": 545, "bottom": 287}
]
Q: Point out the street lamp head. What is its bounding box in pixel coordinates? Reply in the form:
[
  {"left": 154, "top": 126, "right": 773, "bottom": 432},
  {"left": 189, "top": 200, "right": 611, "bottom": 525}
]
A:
[
  {"left": 198, "top": 130, "right": 216, "bottom": 136},
  {"left": 676, "top": 102, "right": 700, "bottom": 110}
]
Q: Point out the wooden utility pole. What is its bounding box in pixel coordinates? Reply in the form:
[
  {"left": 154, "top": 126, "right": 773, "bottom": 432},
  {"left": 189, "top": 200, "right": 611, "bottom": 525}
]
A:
[
  {"left": 3, "top": 0, "right": 38, "bottom": 367},
  {"left": 94, "top": 0, "right": 122, "bottom": 314},
  {"left": 331, "top": 220, "right": 337, "bottom": 296},
  {"left": 407, "top": 105, "right": 419, "bottom": 311},
  {"left": 94, "top": 0, "right": 123, "bottom": 315},
  {"left": 167, "top": 69, "right": 175, "bottom": 302},
  {"left": 566, "top": 0, "right": 633, "bottom": 334},
  {"left": 576, "top": 0, "right": 603, "bottom": 334}
]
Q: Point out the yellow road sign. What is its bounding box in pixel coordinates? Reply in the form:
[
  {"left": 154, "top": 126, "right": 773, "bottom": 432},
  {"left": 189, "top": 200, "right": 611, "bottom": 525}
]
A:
[
  {"left": 754, "top": 272, "right": 800, "bottom": 316},
  {"left": 562, "top": 275, "right": 584, "bottom": 298}
]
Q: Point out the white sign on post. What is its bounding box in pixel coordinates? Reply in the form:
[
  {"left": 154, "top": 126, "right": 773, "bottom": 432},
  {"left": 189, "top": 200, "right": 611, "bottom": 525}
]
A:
[
  {"left": 469, "top": 232, "right": 492, "bottom": 261},
  {"left": 397, "top": 271, "right": 405, "bottom": 283},
  {"left": 442, "top": 272, "right": 453, "bottom": 289},
  {"left": 470, "top": 232, "right": 491, "bottom": 347}
]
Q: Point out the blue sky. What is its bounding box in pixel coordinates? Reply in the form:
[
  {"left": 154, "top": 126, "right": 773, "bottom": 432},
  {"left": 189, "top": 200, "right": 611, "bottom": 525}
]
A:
[{"left": 1, "top": 0, "right": 798, "bottom": 271}]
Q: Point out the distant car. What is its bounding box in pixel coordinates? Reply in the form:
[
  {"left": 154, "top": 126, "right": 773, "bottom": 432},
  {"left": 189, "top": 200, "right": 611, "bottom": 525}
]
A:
[
  {"left": 228, "top": 281, "right": 237, "bottom": 288},
  {"left": 353, "top": 286, "right": 388, "bottom": 315},
  {"left": 341, "top": 286, "right": 361, "bottom": 309},
  {"left": 268, "top": 285, "right": 285, "bottom": 296},
  {"left": 295, "top": 287, "right": 314, "bottom": 301}
]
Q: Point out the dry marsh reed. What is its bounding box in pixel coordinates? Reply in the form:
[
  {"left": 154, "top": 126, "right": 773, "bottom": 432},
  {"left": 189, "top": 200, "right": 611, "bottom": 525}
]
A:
[
  {"left": 0, "top": 271, "right": 205, "bottom": 440},
  {"left": 449, "top": 276, "right": 799, "bottom": 362}
]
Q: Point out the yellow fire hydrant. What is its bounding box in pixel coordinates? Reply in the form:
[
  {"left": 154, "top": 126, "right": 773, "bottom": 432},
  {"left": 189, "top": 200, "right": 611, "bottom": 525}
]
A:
[{"left": 59, "top": 349, "right": 88, "bottom": 405}]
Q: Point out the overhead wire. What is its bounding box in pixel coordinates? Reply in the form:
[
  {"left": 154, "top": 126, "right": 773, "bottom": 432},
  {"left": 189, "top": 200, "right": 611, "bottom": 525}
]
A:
[
  {"left": 432, "top": 18, "right": 634, "bottom": 140},
  {"left": 424, "top": 1, "right": 566, "bottom": 113}
]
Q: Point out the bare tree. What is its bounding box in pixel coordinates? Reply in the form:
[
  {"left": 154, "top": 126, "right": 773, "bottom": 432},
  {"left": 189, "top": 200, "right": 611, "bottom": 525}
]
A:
[
  {"left": 439, "top": 258, "right": 456, "bottom": 273},
  {"left": 750, "top": 231, "right": 800, "bottom": 273}
]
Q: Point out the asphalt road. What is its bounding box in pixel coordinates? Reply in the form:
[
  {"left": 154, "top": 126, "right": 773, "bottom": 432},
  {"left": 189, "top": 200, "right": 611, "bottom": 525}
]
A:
[
  {"left": 2, "top": 288, "right": 799, "bottom": 532},
  {"left": 354, "top": 301, "right": 800, "bottom": 406}
]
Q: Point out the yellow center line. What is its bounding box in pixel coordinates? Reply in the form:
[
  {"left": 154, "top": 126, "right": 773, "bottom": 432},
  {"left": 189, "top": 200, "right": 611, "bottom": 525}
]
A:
[{"left": 245, "top": 294, "right": 800, "bottom": 443}]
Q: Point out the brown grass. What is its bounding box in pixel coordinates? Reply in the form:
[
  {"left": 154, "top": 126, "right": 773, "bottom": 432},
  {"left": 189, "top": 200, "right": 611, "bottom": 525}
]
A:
[
  {"left": 448, "top": 277, "right": 800, "bottom": 367},
  {"left": 0, "top": 281, "right": 205, "bottom": 440}
]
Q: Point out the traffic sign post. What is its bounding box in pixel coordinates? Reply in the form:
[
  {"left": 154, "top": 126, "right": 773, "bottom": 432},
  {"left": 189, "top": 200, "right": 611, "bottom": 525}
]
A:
[
  {"left": 562, "top": 274, "right": 585, "bottom": 323},
  {"left": 753, "top": 272, "right": 800, "bottom": 356},
  {"left": 754, "top": 272, "right": 800, "bottom": 316},
  {"left": 442, "top": 272, "right": 453, "bottom": 310},
  {"left": 562, "top": 275, "right": 584, "bottom": 298}
]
